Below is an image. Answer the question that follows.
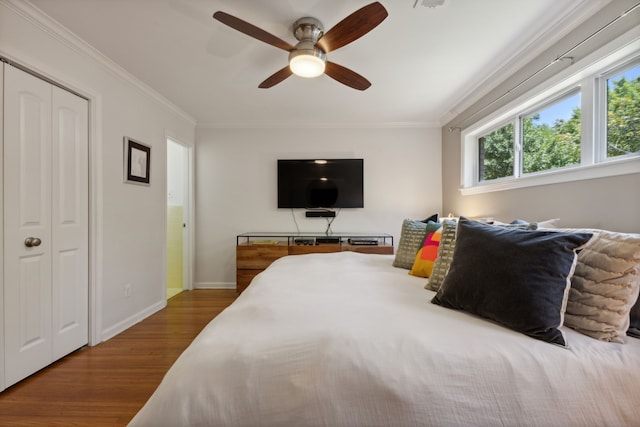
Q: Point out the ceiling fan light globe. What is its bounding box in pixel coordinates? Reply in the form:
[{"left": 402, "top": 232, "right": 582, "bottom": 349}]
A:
[{"left": 289, "top": 48, "right": 326, "bottom": 78}]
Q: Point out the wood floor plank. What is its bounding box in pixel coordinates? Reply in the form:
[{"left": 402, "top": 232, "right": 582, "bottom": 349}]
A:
[{"left": 0, "top": 289, "right": 237, "bottom": 426}]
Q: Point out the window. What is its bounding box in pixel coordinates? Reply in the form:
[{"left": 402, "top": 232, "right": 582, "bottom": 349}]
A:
[
  {"left": 478, "top": 124, "right": 514, "bottom": 181},
  {"left": 461, "top": 31, "right": 640, "bottom": 195},
  {"left": 478, "top": 93, "right": 582, "bottom": 183},
  {"left": 606, "top": 63, "right": 640, "bottom": 159},
  {"left": 522, "top": 92, "right": 581, "bottom": 174}
]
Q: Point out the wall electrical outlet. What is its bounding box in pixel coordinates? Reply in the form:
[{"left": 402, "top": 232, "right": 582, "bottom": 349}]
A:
[{"left": 124, "top": 284, "right": 132, "bottom": 297}]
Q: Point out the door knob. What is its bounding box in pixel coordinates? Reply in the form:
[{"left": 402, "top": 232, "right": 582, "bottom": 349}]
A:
[{"left": 24, "top": 237, "right": 42, "bottom": 247}]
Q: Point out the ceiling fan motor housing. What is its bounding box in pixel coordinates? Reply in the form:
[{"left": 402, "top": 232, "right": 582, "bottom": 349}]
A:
[
  {"left": 292, "top": 17, "right": 324, "bottom": 43},
  {"left": 289, "top": 17, "right": 327, "bottom": 77}
]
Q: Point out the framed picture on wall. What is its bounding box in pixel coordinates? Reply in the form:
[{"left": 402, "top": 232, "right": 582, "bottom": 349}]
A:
[{"left": 124, "top": 136, "right": 151, "bottom": 185}]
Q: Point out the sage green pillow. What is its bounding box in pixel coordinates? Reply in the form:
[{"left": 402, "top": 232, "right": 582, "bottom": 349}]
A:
[{"left": 393, "top": 219, "right": 428, "bottom": 269}]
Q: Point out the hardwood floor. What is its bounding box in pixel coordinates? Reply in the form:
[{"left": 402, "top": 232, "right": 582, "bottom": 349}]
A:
[{"left": 0, "top": 289, "right": 237, "bottom": 426}]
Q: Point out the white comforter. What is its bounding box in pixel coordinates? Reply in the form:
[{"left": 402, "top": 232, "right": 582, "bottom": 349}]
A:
[{"left": 130, "top": 252, "right": 640, "bottom": 427}]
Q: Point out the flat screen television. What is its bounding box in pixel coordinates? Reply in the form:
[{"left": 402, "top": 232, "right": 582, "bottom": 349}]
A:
[{"left": 277, "top": 159, "right": 364, "bottom": 209}]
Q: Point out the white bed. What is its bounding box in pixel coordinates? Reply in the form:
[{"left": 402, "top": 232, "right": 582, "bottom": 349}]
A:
[{"left": 130, "top": 251, "right": 640, "bottom": 427}]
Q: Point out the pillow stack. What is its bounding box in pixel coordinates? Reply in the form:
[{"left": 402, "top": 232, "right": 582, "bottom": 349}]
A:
[
  {"left": 424, "top": 217, "right": 640, "bottom": 346},
  {"left": 393, "top": 215, "right": 441, "bottom": 276},
  {"left": 426, "top": 218, "right": 537, "bottom": 291}
]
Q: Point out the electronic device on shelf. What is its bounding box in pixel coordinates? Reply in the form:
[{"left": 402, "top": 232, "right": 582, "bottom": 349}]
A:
[
  {"left": 316, "top": 237, "right": 340, "bottom": 244},
  {"left": 294, "top": 238, "right": 315, "bottom": 245},
  {"left": 348, "top": 238, "right": 378, "bottom": 246}
]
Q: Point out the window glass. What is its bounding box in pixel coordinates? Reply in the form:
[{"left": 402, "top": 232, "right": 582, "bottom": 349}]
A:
[
  {"left": 607, "top": 63, "right": 640, "bottom": 158},
  {"left": 478, "top": 123, "right": 514, "bottom": 181},
  {"left": 522, "top": 92, "right": 581, "bottom": 174}
]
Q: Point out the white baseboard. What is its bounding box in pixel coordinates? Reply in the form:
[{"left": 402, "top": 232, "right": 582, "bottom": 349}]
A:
[
  {"left": 195, "top": 282, "right": 235, "bottom": 289},
  {"left": 100, "top": 300, "right": 166, "bottom": 342}
]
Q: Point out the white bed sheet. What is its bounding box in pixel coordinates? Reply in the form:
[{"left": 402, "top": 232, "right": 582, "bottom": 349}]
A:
[{"left": 130, "top": 251, "right": 640, "bottom": 427}]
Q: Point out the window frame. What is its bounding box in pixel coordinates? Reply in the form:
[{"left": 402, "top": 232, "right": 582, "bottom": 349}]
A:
[
  {"left": 597, "top": 57, "right": 640, "bottom": 162},
  {"left": 460, "top": 28, "right": 640, "bottom": 196}
]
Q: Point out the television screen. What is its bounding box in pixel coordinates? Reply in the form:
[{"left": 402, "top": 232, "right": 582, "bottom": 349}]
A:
[{"left": 277, "top": 159, "right": 364, "bottom": 209}]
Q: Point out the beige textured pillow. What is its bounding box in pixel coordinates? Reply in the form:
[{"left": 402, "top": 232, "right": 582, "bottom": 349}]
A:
[
  {"left": 558, "top": 228, "right": 640, "bottom": 343},
  {"left": 425, "top": 219, "right": 457, "bottom": 291}
]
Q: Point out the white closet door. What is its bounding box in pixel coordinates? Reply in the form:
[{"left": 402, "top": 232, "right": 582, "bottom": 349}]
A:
[
  {"left": 3, "top": 65, "right": 89, "bottom": 387},
  {"left": 4, "top": 65, "right": 53, "bottom": 387},
  {"left": 51, "top": 85, "right": 88, "bottom": 361}
]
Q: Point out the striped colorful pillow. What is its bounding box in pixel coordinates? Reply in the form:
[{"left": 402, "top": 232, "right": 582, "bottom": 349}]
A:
[{"left": 409, "top": 221, "right": 442, "bottom": 278}]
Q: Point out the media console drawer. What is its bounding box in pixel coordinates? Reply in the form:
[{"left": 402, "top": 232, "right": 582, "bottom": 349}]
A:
[
  {"left": 236, "top": 244, "right": 288, "bottom": 269},
  {"left": 288, "top": 244, "right": 341, "bottom": 255},
  {"left": 343, "top": 244, "right": 394, "bottom": 255}
]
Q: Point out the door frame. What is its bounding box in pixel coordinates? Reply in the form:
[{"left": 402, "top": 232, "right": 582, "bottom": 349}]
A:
[
  {"left": 0, "top": 62, "right": 5, "bottom": 391},
  {"left": 165, "top": 133, "right": 195, "bottom": 292}
]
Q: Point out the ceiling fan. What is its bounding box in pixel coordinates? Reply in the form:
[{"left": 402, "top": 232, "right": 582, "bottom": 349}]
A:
[{"left": 213, "top": 2, "right": 388, "bottom": 91}]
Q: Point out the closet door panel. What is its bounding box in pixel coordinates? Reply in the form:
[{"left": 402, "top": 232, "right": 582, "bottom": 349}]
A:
[
  {"left": 3, "top": 65, "right": 53, "bottom": 387},
  {"left": 51, "top": 86, "right": 89, "bottom": 360}
]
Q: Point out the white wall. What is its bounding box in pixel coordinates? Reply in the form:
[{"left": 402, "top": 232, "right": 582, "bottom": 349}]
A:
[
  {"left": 195, "top": 126, "right": 442, "bottom": 287},
  {"left": 0, "top": 2, "right": 196, "bottom": 341},
  {"left": 442, "top": 129, "right": 640, "bottom": 232},
  {"left": 441, "top": 0, "right": 640, "bottom": 233}
]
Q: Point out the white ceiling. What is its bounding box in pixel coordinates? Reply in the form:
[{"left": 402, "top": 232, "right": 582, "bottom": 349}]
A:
[{"left": 30, "top": 0, "right": 608, "bottom": 127}]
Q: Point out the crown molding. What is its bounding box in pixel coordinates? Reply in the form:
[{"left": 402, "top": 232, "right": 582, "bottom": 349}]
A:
[
  {"left": 195, "top": 121, "right": 440, "bottom": 130},
  {"left": 3, "top": 0, "right": 196, "bottom": 126},
  {"left": 438, "top": 0, "right": 611, "bottom": 127}
]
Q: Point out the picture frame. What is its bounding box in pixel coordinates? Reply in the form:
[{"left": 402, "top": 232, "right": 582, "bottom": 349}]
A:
[{"left": 124, "top": 136, "right": 151, "bottom": 185}]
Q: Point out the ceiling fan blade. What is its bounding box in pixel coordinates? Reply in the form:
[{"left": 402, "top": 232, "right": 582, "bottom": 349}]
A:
[
  {"left": 316, "top": 2, "right": 388, "bottom": 53},
  {"left": 324, "top": 62, "right": 371, "bottom": 91},
  {"left": 213, "top": 11, "right": 294, "bottom": 51},
  {"left": 258, "top": 66, "right": 293, "bottom": 89}
]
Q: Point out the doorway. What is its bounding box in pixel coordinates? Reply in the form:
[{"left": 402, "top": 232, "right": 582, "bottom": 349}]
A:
[{"left": 166, "top": 137, "right": 193, "bottom": 299}]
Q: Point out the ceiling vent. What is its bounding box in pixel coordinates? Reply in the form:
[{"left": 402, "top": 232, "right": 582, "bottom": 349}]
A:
[{"left": 414, "top": 0, "right": 446, "bottom": 8}]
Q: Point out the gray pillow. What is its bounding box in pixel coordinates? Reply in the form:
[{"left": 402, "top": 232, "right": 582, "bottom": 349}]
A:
[
  {"left": 393, "top": 219, "right": 428, "bottom": 269},
  {"left": 431, "top": 217, "right": 592, "bottom": 347}
]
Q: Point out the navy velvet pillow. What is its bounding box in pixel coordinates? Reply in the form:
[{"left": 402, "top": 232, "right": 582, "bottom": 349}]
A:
[
  {"left": 431, "top": 217, "right": 592, "bottom": 347},
  {"left": 421, "top": 213, "right": 439, "bottom": 224}
]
